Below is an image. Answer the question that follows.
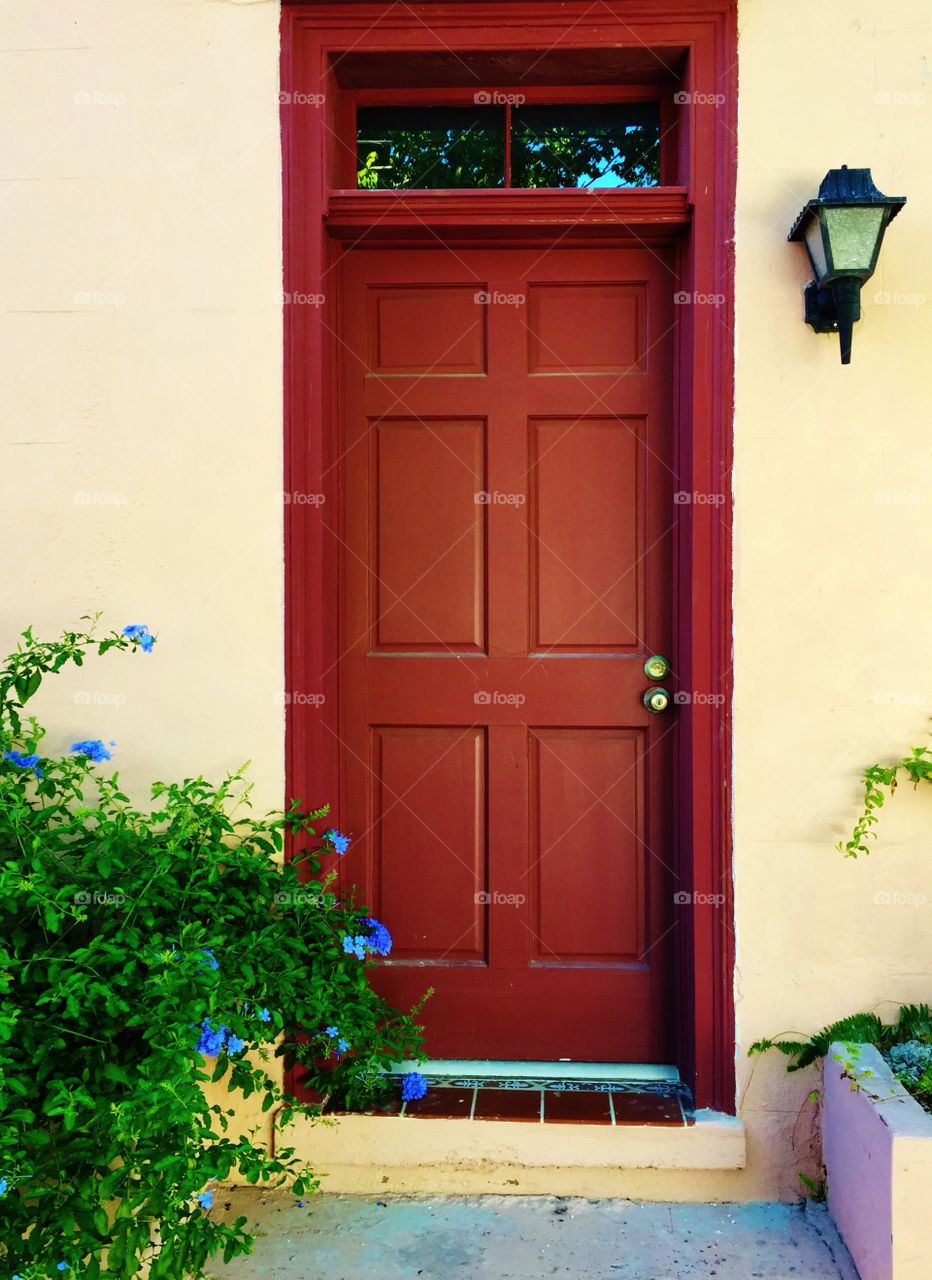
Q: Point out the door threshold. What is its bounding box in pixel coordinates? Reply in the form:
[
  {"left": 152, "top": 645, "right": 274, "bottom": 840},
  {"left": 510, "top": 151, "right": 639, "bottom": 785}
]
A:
[{"left": 360, "top": 1062, "right": 694, "bottom": 1126}]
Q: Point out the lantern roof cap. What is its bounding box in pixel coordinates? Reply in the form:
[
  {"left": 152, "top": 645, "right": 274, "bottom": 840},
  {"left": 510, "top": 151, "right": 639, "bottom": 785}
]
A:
[{"left": 788, "top": 166, "right": 906, "bottom": 242}]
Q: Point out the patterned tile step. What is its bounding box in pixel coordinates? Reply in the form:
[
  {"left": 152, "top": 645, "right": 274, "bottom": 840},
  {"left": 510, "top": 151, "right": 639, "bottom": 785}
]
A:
[{"left": 346, "top": 1078, "right": 694, "bottom": 1126}]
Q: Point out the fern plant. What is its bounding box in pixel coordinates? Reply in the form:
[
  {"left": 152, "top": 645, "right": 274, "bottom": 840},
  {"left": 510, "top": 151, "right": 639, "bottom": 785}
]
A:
[{"left": 750, "top": 1004, "right": 932, "bottom": 1071}]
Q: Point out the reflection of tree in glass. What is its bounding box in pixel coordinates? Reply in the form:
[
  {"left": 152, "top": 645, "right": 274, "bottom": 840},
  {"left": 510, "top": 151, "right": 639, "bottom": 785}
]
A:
[
  {"left": 356, "top": 107, "right": 505, "bottom": 189},
  {"left": 513, "top": 106, "right": 660, "bottom": 188},
  {"left": 355, "top": 104, "right": 661, "bottom": 190}
]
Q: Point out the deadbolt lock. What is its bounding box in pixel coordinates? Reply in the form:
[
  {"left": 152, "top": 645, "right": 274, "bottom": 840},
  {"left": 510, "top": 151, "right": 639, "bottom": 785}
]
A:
[
  {"left": 643, "top": 687, "right": 672, "bottom": 714},
  {"left": 643, "top": 654, "right": 671, "bottom": 681}
]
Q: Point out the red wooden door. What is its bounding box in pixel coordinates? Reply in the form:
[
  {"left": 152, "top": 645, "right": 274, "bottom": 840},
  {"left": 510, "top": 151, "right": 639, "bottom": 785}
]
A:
[{"left": 338, "top": 246, "right": 675, "bottom": 1062}]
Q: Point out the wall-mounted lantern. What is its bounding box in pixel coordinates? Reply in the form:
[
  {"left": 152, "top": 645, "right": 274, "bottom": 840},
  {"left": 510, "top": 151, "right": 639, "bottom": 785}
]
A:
[{"left": 788, "top": 166, "right": 906, "bottom": 365}]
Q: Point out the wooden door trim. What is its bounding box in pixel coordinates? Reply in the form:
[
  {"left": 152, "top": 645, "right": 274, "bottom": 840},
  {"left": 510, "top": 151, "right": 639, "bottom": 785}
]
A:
[
  {"left": 282, "top": 0, "right": 736, "bottom": 1113},
  {"left": 325, "top": 189, "right": 691, "bottom": 241}
]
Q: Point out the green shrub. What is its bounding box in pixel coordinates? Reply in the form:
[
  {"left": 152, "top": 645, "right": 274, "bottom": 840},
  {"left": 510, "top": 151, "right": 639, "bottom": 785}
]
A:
[{"left": 0, "top": 619, "right": 425, "bottom": 1279}]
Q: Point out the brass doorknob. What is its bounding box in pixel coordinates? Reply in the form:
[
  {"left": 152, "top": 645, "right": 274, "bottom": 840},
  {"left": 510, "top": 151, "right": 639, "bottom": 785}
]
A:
[
  {"left": 643, "top": 687, "right": 672, "bottom": 714},
  {"left": 643, "top": 654, "right": 671, "bottom": 680}
]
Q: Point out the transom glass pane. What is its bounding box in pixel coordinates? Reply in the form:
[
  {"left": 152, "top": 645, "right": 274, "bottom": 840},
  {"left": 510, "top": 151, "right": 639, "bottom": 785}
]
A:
[
  {"left": 355, "top": 102, "right": 661, "bottom": 190},
  {"left": 511, "top": 103, "right": 660, "bottom": 188},
  {"left": 356, "top": 106, "right": 505, "bottom": 189}
]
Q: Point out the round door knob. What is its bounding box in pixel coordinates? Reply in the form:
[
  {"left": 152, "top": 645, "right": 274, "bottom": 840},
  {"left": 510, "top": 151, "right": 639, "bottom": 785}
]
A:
[
  {"left": 643, "top": 687, "right": 672, "bottom": 714},
  {"left": 643, "top": 654, "right": 671, "bottom": 680}
]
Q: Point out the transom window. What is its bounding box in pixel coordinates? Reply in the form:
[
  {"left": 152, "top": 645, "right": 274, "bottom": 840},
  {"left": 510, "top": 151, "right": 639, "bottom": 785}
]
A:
[{"left": 356, "top": 101, "right": 660, "bottom": 190}]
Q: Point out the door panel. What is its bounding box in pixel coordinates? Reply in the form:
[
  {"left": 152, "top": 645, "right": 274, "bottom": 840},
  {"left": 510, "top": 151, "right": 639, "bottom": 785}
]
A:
[
  {"left": 373, "top": 418, "right": 486, "bottom": 651},
  {"left": 339, "top": 246, "right": 674, "bottom": 1062}
]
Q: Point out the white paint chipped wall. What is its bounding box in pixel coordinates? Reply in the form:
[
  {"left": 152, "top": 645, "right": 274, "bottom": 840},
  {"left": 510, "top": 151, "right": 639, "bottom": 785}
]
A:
[{"left": 1, "top": 0, "right": 930, "bottom": 1199}]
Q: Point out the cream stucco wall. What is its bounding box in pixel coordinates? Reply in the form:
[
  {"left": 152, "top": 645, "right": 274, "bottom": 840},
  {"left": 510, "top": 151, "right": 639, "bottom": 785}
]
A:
[{"left": 1, "top": 0, "right": 931, "bottom": 1202}]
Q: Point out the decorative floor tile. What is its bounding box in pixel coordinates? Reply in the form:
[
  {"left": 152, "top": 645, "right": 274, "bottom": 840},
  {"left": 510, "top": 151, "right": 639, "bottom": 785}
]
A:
[
  {"left": 611, "top": 1091, "right": 685, "bottom": 1126},
  {"left": 543, "top": 1089, "right": 613, "bottom": 1124},
  {"left": 403, "top": 1087, "right": 474, "bottom": 1119},
  {"left": 473, "top": 1087, "right": 543, "bottom": 1122}
]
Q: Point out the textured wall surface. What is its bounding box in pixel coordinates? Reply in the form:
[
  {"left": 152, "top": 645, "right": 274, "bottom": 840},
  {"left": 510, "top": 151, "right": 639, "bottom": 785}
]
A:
[{"left": 1, "top": 0, "right": 930, "bottom": 1200}]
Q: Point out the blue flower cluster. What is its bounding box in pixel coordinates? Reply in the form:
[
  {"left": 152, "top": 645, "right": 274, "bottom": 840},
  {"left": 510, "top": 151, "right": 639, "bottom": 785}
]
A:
[
  {"left": 323, "top": 828, "right": 351, "bottom": 855},
  {"left": 197, "top": 1190, "right": 214, "bottom": 1210},
  {"left": 200, "top": 948, "right": 220, "bottom": 971},
  {"left": 122, "top": 623, "right": 155, "bottom": 653},
  {"left": 323, "top": 1025, "right": 349, "bottom": 1056},
  {"left": 70, "top": 739, "right": 113, "bottom": 763},
  {"left": 3, "top": 750, "right": 43, "bottom": 779},
  {"left": 195, "top": 1019, "right": 246, "bottom": 1057},
  {"left": 342, "top": 916, "right": 393, "bottom": 960},
  {"left": 362, "top": 917, "right": 392, "bottom": 956},
  {"left": 400, "top": 1071, "right": 428, "bottom": 1102}
]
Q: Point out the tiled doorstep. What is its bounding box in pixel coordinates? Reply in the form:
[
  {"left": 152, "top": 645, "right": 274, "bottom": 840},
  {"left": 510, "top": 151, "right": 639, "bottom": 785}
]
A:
[{"left": 352, "top": 1078, "right": 694, "bottom": 1126}]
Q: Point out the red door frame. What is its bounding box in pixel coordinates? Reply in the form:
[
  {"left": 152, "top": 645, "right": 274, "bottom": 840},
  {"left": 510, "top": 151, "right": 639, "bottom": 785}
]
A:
[{"left": 281, "top": 0, "right": 737, "bottom": 1113}]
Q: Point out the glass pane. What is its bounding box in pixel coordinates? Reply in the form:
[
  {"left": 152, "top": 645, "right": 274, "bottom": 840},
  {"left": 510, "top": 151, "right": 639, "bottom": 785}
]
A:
[
  {"left": 823, "top": 206, "right": 886, "bottom": 273},
  {"left": 357, "top": 106, "right": 505, "bottom": 189},
  {"left": 512, "top": 103, "right": 660, "bottom": 189}
]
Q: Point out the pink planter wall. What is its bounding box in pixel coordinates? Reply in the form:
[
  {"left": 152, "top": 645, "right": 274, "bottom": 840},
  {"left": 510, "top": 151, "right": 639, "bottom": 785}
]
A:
[{"left": 824, "top": 1044, "right": 932, "bottom": 1280}]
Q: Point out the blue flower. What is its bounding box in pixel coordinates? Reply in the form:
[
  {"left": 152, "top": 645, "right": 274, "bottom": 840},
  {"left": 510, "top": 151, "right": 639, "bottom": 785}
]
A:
[
  {"left": 197, "top": 1190, "right": 214, "bottom": 1210},
  {"left": 3, "top": 750, "right": 43, "bottom": 779},
  {"left": 70, "top": 739, "right": 113, "bottom": 763},
  {"left": 195, "top": 1020, "right": 229, "bottom": 1057},
  {"left": 324, "top": 828, "right": 351, "bottom": 855},
  {"left": 324, "top": 1025, "right": 338, "bottom": 1038},
  {"left": 363, "top": 917, "right": 392, "bottom": 957},
  {"left": 342, "top": 934, "right": 368, "bottom": 959},
  {"left": 337, "top": 1037, "right": 349, "bottom": 1054},
  {"left": 0, "top": 1176, "right": 7, "bottom": 1196},
  {"left": 226, "top": 1033, "right": 246, "bottom": 1055},
  {"left": 401, "top": 1071, "right": 428, "bottom": 1102},
  {"left": 258, "top": 1007, "right": 271, "bottom": 1023},
  {"left": 123, "top": 624, "right": 156, "bottom": 653},
  {"left": 200, "top": 948, "right": 219, "bottom": 971},
  {"left": 57, "top": 1265, "right": 68, "bottom": 1273}
]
